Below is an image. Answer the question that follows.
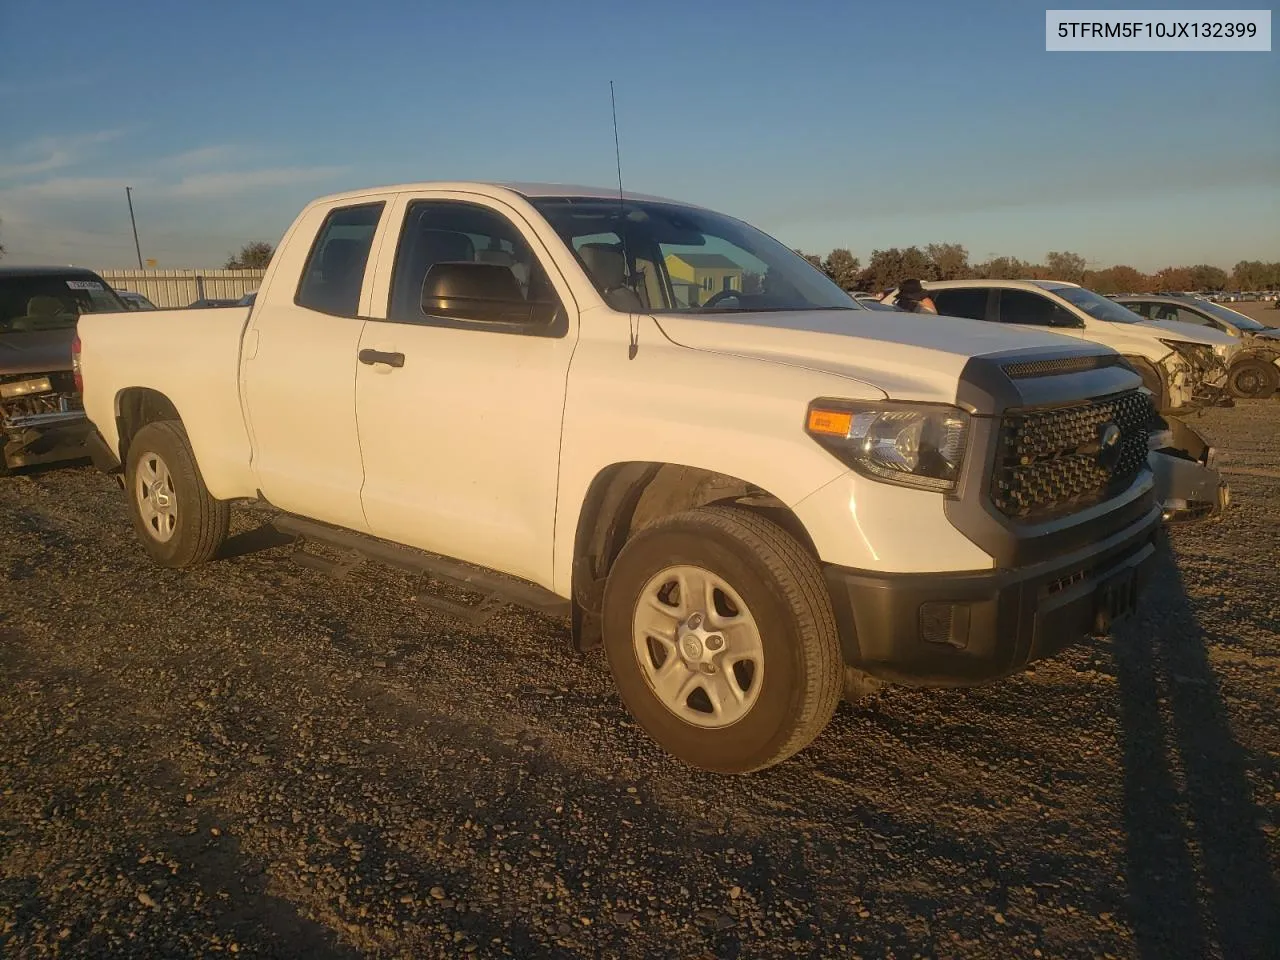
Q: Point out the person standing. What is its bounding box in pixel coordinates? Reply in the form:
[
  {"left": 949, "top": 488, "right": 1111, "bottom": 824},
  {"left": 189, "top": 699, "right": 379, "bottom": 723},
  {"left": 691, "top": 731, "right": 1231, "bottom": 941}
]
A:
[{"left": 896, "top": 278, "right": 938, "bottom": 314}]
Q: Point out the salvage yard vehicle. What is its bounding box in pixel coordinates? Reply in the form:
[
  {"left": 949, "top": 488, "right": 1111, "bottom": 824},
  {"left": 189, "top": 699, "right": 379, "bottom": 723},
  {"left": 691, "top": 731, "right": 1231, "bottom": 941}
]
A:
[
  {"left": 116, "top": 290, "right": 159, "bottom": 311},
  {"left": 1116, "top": 295, "right": 1280, "bottom": 399},
  {"left": 881, "top": 280, "right": 1239, "bottom": 414},
  {"left": 78, "top": 182, "right": 1165, "bottom": 773},
  {"left": 0, "top": 266, "right": 125, "bottom": 475}
]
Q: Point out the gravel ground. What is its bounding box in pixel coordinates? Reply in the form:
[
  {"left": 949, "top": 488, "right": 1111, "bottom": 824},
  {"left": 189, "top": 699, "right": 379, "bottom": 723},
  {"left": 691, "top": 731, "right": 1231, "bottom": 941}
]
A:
[{"left": 2, "top": 403, "right": 1278, "bottom": 959}]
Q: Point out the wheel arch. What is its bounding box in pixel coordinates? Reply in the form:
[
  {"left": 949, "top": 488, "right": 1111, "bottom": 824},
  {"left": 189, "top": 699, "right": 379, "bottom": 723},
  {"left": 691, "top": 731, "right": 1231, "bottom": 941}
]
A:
[
  {"left": 113, "top": 387, "right": 183, "bottom": 466},
  {"left": 568, "top": 461, "right": 819, "bottom": 653},
  {"left": 1121, "top": 354, "right": 1170, "bottom": 411}
]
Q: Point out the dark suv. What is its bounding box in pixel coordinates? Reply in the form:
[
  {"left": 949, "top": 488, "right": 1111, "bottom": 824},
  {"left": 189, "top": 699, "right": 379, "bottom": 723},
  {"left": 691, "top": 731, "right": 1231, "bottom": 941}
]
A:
[{"left": 0, "top": 266, "right": 127, "bottom": 475}]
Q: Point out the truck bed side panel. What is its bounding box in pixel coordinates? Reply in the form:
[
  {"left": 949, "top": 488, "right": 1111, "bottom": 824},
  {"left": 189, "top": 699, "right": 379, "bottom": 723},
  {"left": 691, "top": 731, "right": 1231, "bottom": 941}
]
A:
[{"left": 78, "top": 307, "right": 257, "bottom": 500}]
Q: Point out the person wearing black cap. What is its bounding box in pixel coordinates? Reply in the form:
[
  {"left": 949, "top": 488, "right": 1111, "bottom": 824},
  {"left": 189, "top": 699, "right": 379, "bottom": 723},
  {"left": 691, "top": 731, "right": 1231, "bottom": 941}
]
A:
[{"left": 897, "top": 278, "right": 937, "bottom": 314}]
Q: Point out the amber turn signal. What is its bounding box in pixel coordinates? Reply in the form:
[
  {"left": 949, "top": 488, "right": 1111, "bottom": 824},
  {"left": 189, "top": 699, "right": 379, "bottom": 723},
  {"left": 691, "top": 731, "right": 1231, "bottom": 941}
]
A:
[{"left": 806, "top": 408, "right": 853, "bottom": 437}]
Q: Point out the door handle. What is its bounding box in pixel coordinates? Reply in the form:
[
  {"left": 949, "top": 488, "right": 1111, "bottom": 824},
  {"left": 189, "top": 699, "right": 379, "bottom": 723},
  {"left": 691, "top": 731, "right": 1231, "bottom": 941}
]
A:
[{"left": 358, "top": 349, "right": 405, "bottom": 368}]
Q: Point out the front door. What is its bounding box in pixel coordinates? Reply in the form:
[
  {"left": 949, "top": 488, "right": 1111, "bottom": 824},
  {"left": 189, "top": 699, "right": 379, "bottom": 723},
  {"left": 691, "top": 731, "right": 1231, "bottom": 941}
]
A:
[{"left": 354, "top": 193, "right": 577, "bottom": 588}]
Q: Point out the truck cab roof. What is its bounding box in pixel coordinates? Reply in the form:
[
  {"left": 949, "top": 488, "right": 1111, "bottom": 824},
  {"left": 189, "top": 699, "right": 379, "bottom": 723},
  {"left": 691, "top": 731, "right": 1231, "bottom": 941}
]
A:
[{"left": 307, "top": 180, "right": 694, "bottom": 208}]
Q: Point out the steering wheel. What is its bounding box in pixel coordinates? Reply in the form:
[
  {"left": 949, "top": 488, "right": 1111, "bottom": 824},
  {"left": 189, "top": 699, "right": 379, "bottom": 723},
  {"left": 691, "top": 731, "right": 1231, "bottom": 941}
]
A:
[{"left": 700, "top": 289, "right": 744, "bottom": 309}]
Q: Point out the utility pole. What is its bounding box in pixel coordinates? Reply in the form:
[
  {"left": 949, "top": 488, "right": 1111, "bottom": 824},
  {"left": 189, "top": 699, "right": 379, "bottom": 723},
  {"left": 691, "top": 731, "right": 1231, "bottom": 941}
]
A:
[{"left": 125, "top": 186, "right": 143, "bottom": 269}]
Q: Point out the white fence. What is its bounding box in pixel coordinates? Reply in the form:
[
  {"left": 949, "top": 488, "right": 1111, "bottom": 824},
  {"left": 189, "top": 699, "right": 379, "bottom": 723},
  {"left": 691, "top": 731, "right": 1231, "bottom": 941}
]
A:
[{"left": 97, "top": 269, "right": 266, "bottom": 309}]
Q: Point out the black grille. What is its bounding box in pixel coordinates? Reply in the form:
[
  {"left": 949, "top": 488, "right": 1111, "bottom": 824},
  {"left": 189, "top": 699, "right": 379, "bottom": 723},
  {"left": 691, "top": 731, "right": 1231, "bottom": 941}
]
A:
[
  {"left": 1001, "top": 354, "right": 1127, "bottom": 379},
  {"left": 992, "top": 390, "right": 1154, "bottom": 519}
]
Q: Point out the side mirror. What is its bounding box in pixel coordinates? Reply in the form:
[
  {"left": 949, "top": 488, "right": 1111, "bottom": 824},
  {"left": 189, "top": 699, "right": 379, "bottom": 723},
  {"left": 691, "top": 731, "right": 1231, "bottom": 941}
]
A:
[{"left": 421, "top": 261, "right": 556, "bottom": 326}]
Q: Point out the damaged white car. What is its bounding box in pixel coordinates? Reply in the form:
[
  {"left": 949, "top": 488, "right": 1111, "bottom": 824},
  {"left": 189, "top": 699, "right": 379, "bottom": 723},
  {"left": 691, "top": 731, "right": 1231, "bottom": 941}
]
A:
[
  {"left": 881, "top": 279, "right": 1237, "bottom": 521},
  {"left": 883, "top": 279, "right": 1239, "bottom": 413}
]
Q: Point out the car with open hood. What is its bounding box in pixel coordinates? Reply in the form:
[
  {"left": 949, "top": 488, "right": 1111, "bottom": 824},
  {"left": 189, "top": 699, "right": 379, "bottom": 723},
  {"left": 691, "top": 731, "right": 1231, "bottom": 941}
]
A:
[
  {"left": 881, "top": 279, "right": 1240, "bottom": 414},
  {"left": 1116, "top": 294, "right": 1280, "bottom": 399}
]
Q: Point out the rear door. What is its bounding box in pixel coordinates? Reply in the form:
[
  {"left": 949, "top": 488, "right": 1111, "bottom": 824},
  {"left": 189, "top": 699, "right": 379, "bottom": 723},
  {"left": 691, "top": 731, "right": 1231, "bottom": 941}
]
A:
[
  {"left": 239, "top": 199, "right": 388, "bottom": 531},
  {"left": 354, "top": 192, "right": 578, "bottom": 587}
]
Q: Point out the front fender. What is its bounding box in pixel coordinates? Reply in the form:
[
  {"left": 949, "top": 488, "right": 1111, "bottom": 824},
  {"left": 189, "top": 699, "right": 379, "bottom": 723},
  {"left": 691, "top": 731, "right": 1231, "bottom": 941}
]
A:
[{"left": 551, "top": 329, "right": 887, "bottom": 596}]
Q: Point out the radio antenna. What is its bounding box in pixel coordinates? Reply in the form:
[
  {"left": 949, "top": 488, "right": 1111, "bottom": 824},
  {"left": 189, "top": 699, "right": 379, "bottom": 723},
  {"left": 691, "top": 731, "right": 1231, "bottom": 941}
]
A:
[
  {"left": 610, "top": 80, "right": 640, "bottom": 360},
  {"left": 610, "top": 80, "right": 625, "bottom": 210}
]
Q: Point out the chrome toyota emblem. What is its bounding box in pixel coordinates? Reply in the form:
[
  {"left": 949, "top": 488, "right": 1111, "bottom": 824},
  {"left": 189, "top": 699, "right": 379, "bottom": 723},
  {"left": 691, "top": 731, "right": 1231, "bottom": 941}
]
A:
[{"left": 1096, "top": 423, "right": 1123, "bottom": 470}]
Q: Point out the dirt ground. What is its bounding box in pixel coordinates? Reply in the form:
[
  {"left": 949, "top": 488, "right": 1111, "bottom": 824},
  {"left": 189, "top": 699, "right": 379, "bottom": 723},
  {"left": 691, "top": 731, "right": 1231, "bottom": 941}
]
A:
[
  {"left": 1, "top": 404, "right": 1278, "bottom": 960},
  {"left": 1217, "top": 299, "right": 1280, "bottom": 326}
]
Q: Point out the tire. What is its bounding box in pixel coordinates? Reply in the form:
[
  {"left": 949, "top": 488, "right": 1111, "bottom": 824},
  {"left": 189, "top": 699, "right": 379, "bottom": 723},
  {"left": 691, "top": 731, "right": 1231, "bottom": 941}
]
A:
[
  {"left": 1227, "top": 358, "right": 1279, "bottom": 400},
  {"left": 125, "top": 420, "right": 229, "bottom": 568},
  {"left": 601, "top": 504, "right": 843, "bottom": 773}
]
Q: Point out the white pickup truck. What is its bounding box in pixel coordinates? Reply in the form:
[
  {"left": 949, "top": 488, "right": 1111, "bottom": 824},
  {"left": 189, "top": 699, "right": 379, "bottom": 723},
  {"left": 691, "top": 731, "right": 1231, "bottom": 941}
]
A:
[{"left": 77, "top": 182, "right": 1162, "bottom": 773}]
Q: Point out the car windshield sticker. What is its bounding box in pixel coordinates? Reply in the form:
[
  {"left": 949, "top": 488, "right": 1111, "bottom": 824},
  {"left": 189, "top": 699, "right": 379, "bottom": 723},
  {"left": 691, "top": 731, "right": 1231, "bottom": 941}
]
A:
[{"left": 66, "top": 280, "right": 104, "bottom": 290}]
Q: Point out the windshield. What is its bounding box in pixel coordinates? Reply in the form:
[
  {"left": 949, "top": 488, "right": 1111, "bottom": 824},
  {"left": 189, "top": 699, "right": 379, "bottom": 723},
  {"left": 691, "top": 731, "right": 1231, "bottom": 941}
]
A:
[
  {"left": 531, "top": 198, "right": 860, "bottom": 314},
  {"left": 1194, "top": 300, "right": 1266, "bottom": 331},
  {"left": 0, "top": 274, "right": 127, "bottom": 333},
  {"left": 1050, "top": 285, "right": 1144, "bottom": 324}
]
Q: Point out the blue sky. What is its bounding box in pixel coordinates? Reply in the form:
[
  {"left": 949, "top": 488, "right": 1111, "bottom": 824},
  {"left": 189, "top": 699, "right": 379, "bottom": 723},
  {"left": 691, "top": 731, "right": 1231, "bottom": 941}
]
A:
[{"left": 1, "top": 0, "right": 1276, "bottom": 271}]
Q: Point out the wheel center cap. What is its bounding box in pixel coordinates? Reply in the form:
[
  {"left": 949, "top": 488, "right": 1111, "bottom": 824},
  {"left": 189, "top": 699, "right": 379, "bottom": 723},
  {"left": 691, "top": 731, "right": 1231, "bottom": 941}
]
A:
[
  {"left": 153, "top": 489, "right": 171, "bottom": 508},
  {"left": 680, "top": 633, "right": 703, "bottom": 660}
]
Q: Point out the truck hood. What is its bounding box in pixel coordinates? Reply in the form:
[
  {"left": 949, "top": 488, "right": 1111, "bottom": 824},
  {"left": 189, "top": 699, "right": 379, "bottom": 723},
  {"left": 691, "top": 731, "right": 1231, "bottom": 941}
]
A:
[
  {"left": 0, "top": 328, "right": 76, "bottom": 376},
  {"left": 653, "top": 309, "right": 1102, "bottom": 403}
]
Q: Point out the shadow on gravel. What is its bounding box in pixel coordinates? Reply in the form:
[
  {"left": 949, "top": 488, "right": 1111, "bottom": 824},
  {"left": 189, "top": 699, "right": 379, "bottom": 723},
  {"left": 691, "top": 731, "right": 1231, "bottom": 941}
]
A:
[
  {"left": 1113, "top": 539, "right": 1280, "bottom": 960},
  {"left": 151, "top": 827, "right": 360, "bottom": 959},
  {"left": 2, "top": 458, "right": 93, "bottom": 480}
]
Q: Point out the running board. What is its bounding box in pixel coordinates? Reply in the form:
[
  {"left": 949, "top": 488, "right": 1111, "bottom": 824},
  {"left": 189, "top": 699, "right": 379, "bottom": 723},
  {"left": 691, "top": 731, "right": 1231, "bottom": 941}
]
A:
[{"left": 271, "top": 515, "right": 571, "bottom": 623}]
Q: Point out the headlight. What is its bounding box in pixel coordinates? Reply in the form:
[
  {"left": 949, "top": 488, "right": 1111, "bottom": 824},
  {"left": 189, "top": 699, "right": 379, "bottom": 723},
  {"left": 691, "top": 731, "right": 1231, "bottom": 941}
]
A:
[
  {"left": 805, "top": 400, "right": 970, "bottom": 492},
  {"left": 0, "top": 376, "right": 53, "bottom": 399}
]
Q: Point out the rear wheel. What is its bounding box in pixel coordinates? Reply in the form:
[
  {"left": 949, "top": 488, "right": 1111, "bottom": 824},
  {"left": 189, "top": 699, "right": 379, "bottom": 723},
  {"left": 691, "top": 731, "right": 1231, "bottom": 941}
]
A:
[
  {"left": 125, "top": 421, "right": 229, "bottom": 568},
  {"left": 602, "top": 504, "right": 842, "bottom": 773},
  {"left": 1227, "top": 359, "right": 1279, "bottom": 399}
]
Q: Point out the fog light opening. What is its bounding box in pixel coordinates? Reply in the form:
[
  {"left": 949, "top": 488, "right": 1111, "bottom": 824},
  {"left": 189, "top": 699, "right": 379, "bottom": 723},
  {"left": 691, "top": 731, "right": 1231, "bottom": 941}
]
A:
[{"left": 919, "top": 602, "right": 970, "bottom": 650}]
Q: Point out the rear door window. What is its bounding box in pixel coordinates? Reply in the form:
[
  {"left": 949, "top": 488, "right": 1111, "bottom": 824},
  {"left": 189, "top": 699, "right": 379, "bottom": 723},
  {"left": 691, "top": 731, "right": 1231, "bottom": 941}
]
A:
[
  {"left": 932, "top": 288, "right": 990, "bottom": 321},
  {"left": 997, "top": 290, "right": 1078, "bottom": 327},
  {"left": 295, "top": 202, "right": 385, "bottom": 317}
]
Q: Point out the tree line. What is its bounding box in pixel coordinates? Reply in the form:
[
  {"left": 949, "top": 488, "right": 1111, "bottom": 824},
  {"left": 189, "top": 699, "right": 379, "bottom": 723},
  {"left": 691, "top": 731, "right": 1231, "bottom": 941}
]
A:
[
  {"left": 793, "top": 245, "right": 1280, "bottom": 296},
  {"left": 223, "top": 241, "right": 274, "bottom": 270}
]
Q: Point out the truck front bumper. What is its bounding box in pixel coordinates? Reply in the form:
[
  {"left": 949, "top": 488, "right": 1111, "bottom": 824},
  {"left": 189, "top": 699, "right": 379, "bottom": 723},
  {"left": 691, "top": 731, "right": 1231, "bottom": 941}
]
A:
[
  {"left": 1149, "top": 414, "right": 1229, "bottom": 522},
  {"left": 824, "top": 501, "right": 1161, "bottom": 687}
]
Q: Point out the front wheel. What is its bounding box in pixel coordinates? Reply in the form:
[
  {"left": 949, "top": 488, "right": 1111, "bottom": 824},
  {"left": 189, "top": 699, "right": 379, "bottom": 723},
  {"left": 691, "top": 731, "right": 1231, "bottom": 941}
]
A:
[
  {"left": 125, "top": 420, "right": 229, "bottom": 568},
  {"left": 602, "top": 505, "right": 843, "bottom": 773},
  {"left": 1227, "top": 359, "right": 1279, "bottom": 399}
]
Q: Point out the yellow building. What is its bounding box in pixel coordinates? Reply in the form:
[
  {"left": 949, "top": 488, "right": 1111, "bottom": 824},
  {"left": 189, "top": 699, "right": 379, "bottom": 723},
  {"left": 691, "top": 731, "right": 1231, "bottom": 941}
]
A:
[{"left": 664, "top": 253, "right": 744, "bottom": 306}]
